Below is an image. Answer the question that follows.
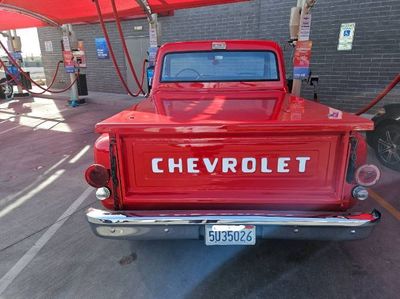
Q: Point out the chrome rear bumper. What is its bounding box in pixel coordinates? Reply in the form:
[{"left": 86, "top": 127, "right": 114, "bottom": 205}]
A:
[{"left": 86, "top": 208, "right": 380, "bottom": 241}]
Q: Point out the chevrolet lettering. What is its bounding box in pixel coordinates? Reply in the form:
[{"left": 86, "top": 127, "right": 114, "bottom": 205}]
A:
[
  {"left": 151, "top": 157, "right": 311, "bottom": 174},
  {"left": 85, "top": 40, "right": 381, "bottom": 245}
]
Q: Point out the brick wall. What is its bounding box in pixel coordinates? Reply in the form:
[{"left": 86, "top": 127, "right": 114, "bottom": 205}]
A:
[
  {"left": 297, "top": 0, "right": 400, "bottom": 112},
  {"left": 37, "top": 0, "right": 399, "bottom": 112},
  {"left": 38, "top": 19, "right": 149, "bottom": 93},
  {"left": 37, "top": 27, "right": 68, "bottom": 90}
]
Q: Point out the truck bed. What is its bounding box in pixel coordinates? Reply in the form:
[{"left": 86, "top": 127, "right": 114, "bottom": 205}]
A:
[
  {"left": 96, "top": 90, "right": 372, "bottom": 133},
  {"left": 96, "top": 90, "right": 373, "bottom": 211}
]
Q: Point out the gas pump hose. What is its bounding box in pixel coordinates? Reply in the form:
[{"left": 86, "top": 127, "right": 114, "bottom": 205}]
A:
[
  {"left": 20, "top": 60, "right": 64, "bottom": 95},
  {"left": 93, "top": 0, "right": 146, "bottom": 97},
  {"left": 43, "top": 60, "right": 63, "bottom": 90},
  {"left": 0, "top": 41, "right": 79, "bottom": 94},
  {"left": 0, "top": 57, "right": 79, "bottom": 95},
  {"left": 111, "top": 0, "right": 145, "bottom": 95},
  {"left": 355, "top": 74, "right": 400, "bottom": 115}
]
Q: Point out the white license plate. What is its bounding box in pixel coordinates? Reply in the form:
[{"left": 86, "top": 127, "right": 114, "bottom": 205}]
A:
[{"left": 205, "top": 225, "right": 256, "bottom": 246}]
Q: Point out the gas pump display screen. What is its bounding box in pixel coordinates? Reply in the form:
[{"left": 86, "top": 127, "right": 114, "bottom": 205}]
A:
[{"left": 161, "top": 51, "right": 279, "bottom": 82}]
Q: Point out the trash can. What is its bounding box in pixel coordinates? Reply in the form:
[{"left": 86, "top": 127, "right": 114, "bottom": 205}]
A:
[
  {"left": 77, "top": 73, "right": 88, "bottom": 96},
  {"left": 20, "top": 71, "right": 32, "bottom": 90}
]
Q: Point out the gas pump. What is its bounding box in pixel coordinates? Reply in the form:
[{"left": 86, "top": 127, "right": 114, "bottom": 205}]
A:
[
  {"left": 72, "top": 41, "right": 86, "bottom": 68},
  {"left": 8, "top": 32, "right": 22, "bottom": 90},
  {"left": 61, "top": 25, "right": 87, "bottom": 106},
  {"left": 0, "top": 29, "right": 82, "bottom": 99},
  {"left": 0, "top": 30, "right": 31, "bottom": 97}
]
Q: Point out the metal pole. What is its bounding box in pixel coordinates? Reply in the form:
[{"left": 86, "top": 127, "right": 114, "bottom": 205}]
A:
[
  {"left": 135, "top": 0, "right": 153, "bottom": 21},
  {"left": 62, "top": 24, "right": 79, "bottom": 106},
  {"left": 291, "top": 0, "right": 316, "bottom": 97},
  {"left": 6, "top": 30, "right": 13, "bottom": 51},
  {"left": 135, "top": 1, "right": 160, "bottom": 91},
  {"left": 135, "top": 1, "right": 160, "bottom": 49},
  {"left": 149, "top": 13, "right": 160, "bottom": 47},
  {"left": 8, "top": 30, "right": 23, "bottom": 94},
  {"left": 68, "top": 72, "right": 79, "bottom": 105}
]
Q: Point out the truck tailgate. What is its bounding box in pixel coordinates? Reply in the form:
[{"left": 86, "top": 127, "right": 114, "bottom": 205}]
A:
[{"left": 114, "top": 131, "right": 349, "bottom": 210}]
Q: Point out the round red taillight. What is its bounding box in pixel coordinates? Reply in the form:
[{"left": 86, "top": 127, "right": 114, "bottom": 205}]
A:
[
  {"left": 85, "top": 164, "right": 110, "bottom": 188},
  {"left": 355, "top": 164, "right": 381, "bottom": 187}
]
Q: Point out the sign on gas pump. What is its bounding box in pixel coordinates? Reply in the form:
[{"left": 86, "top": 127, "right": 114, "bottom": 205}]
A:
[
  {"left": 298, "top": 13, "right": 311, "bottom": 41},
  {"left": 293, "top": 40, "right": 312, "bottom": 79},
  {"left": 62, "top": 36, "right": 71, "bottom": 51},
  {"left": 63, "top": 50, "right": 75, "bottom": 73}
]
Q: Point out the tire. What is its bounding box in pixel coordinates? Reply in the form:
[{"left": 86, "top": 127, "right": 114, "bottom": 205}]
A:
[
  {"left": 374, "top": 123, "right": 400, "bottom": 171},
  {"left": 0, "top": 78, "right": 13, "bottom": 100}
]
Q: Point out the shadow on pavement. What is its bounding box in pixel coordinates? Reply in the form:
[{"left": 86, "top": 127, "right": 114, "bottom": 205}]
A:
[{"left": 186, "top": 240, "right": 330, "bottom": 299}]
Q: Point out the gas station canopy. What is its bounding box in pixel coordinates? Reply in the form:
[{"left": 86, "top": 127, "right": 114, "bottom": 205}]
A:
[{"left": 0, "top": 0, "right": 247, "bottom": 30}]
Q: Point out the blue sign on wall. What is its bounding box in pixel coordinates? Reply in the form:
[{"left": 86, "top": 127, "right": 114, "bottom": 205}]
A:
[{"left": 95, "top": 37, "right": 109, "bottom": 59}]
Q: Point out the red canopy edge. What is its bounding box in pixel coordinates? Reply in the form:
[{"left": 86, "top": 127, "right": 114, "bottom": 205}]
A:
[
  {"left": 0, "top": 9, "right": 48, "bottom": 30},
  {"left": 0, "top": 0, "right": 248, "bottom": 30}
]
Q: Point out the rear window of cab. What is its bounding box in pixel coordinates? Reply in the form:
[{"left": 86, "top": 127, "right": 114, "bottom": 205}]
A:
[{"left": 161, "top": 51, "right": 279, "bottom": 83}]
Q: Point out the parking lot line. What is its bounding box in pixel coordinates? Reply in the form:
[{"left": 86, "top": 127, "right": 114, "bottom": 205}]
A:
[
  {"left": 0, "top": 170, "right": 65, "bottom": 219},
  {"left": 69, "top": 145, "right": 91, "bottom": 164},
  {"left": 1, "top": 155, "right": 70, "bottom": 206},
  {"left": 0, "top": 187, "right": 93, "bottom": 295},
  {"left": 369, "top": 189, "right": 400, "bottom": 221},
  {"left": 0, "top": 125, "right": 22, "bottom": 135},
  {"left": 0, "top": 117, "right": 15, "bottom": 124}
]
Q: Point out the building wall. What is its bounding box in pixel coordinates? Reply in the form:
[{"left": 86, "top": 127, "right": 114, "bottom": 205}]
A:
[
  {"left": 37, "top": 0, "right": 400, "bottom": 112},
  {"left": 38, "top": 21, "right": 148, "bottom": 94},
  {"left": 297, "top": 0, "right": 400, "bottom": 111}
]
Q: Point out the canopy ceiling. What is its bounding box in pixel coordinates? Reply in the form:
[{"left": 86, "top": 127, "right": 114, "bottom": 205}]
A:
[{"left": 0, "top": 0, "right": 247, "bottom": 30}]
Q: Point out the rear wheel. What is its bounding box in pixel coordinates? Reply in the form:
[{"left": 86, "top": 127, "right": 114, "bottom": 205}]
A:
[
  {"left": 0, "top": 78, "right": 13, "bottom": 100},
  {"left": 374, "top": 124, "right": 400, "bottom": 171}
]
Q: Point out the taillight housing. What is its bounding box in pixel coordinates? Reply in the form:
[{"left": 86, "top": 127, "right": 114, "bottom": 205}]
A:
[
  {"left": 354, "top": 164, "right": 381, "bottom": 187},
  {"left": 85, "top": 164, "right": 110, "bottom": 188}
]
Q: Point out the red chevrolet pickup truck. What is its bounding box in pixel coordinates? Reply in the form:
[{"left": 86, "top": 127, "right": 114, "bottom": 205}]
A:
[{"left": 85, "top": 40, "right": 381, "bottom": 245}]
